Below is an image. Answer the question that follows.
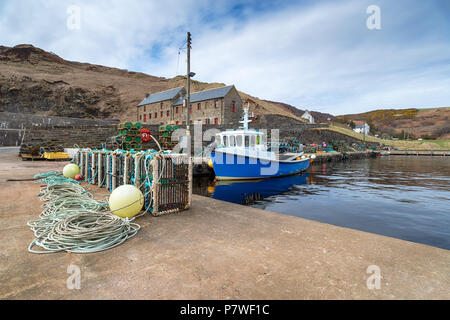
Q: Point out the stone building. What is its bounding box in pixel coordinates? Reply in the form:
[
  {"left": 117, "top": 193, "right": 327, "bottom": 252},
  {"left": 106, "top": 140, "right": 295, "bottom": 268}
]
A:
[{"left": 137, "top": 85, "right": 243, "bottom": 125}]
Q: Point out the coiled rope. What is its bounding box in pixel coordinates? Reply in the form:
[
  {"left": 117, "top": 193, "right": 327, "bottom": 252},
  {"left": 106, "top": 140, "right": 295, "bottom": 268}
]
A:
[{"left": 28, "top": 172, "right": 141, "bottom": 254}]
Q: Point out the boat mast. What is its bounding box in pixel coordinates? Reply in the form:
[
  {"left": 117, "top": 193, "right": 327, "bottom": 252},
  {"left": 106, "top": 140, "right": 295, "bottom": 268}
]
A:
[{"left": 239, "top": 102, "right": 252, "bottom": 131}]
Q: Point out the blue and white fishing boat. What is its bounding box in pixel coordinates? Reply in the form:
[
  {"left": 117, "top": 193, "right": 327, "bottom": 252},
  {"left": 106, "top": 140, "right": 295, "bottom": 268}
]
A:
[{"left": 210, "top": 107, "right": 315, "bottom": 180}]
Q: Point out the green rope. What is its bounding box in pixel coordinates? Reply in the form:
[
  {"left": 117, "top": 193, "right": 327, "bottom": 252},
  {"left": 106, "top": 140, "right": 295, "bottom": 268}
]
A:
[
  {"left": 33, "top": 171, "right": 60, "bottom": 179},
  {"left": 28, "top": 174, "right": 141, "bottom": 254}
]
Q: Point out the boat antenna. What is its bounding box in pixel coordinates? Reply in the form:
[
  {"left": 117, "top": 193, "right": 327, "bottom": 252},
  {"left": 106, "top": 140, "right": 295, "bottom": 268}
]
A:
[{"left": 239, "top": 102, "right": 252, "bottom": 131}]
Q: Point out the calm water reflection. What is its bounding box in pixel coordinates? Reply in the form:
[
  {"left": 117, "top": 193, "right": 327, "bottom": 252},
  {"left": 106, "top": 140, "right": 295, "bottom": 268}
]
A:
[{"left": 193, "top": 156, "right": 450, "bottom": 250}]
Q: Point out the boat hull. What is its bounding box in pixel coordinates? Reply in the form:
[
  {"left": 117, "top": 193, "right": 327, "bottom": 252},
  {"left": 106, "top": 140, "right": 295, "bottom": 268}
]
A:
[{"left": 210, "top": 150, "right": 310, "bottom": 180}]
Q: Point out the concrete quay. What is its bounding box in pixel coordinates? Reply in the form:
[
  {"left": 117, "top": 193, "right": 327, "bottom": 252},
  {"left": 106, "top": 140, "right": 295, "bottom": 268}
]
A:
[
  {"left": 0, "top": 150, "right": 449, "bottom": 299},
  {"left": 389, "top": 150, "right": 450, "bottom": 156}
]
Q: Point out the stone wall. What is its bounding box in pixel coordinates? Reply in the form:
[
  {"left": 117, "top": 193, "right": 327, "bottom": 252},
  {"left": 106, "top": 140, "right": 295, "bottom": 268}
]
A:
[
  {"left": 0, "top": 112, "right": 119, "bottom": 130},
  {"left": 0, "top": 112, "right": 119, "bottom": 146},
  {"left": 222, "top": 86, "right": 243, "bottom": 125},
  {"left": 5, "top": 111, "right": 378, "bottom": 152},
  {"left": 21, "top": 126, "right": 118, "bottom": 150}
]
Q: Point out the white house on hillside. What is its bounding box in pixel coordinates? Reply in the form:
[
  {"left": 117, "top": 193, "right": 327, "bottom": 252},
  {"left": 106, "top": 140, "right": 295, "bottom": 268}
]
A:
[
  {"left": 354, "top": 122, "right": 370, "bottom": 135},
  {"left": 301, "top": 110, "right": 315, "bottom": 124}
]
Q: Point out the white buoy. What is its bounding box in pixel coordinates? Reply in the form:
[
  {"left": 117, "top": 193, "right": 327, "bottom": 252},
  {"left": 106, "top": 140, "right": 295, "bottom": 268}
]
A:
[
  {"left": 63, "top": 164, "right": 80, "bottom": 179},
  {"left": 109, "top": 185, "right": 144, "bottom": 218}
]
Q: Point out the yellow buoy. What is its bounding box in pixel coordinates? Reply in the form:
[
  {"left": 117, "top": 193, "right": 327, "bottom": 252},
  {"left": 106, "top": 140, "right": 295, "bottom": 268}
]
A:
[
  {"left": 109, "top": 185, "right": 144, "bottom": 218},
  {"left": 63, "top": 163, "right": 80, "bottom": 179},
  {"left": 208, "top": 159, "right": 214, "bottom": 169}
]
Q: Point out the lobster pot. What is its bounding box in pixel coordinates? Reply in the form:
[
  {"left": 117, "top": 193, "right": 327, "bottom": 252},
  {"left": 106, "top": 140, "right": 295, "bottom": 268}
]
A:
[
  {"left": 88, "top": 152, "right": 98, "bottom": 184},
  {"left": 106, "top": 152, "right": 125, "bottom": 192},
  {"left": 80, "top": 150, "right": 90, "bottom": 181},
  {"left": 122, "top": 154, "right": 133, "bottom": 185},
  {"left": 97, "top": 152, "right": 107, "bottom": 187},
  {"left": 72, "top": 150, "right": 82, "bottom": 167},
  {"left": 133, "top": 153, "right": 147, "bottom": 190},
  {"left": 150, "top": 154, "right": 192, "bottom": 216}
]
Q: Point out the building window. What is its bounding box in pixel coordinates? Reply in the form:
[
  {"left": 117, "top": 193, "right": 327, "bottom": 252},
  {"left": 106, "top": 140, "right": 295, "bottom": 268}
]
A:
[
  {"left": 144, "top": 106, "right": 146, "bottom": 112},
  {"left": 197, "top": 103, "right": 201, "bottom": 110},
  {"left": 155, "top": 112, "right": 157, "bottom": 118},
  {"left": 143, "top": 114, "right": 146, "bottom": 122},
  {"left": 160, "top": 111, "right": 163, "bottom": 117},
  {"left": 160, "top": 102, "right": 163, "bottom": 109},
  {"left": 215, "top": 100, "right": 219, "bottom": 108},
  {"left": 232, "top": 101, "right": 236, "bottom": 112},
  {"left": 139, "top": 115, "right": 142, "bottom": 121},
  {"left": 176, "top": 107, "right": 179, "bottom": 114},
  {"left": 214, "top": 118, "right": 219, "bottom": 125},
  {"left": 149, "top": 113, "right": 152, "bottom": 119},
  {"left": 205, "top": 118, "right": 210, "bottom": 125}
]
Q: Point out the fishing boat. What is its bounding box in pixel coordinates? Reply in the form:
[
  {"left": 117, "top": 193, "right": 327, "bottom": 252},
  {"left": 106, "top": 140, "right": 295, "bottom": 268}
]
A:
[{"left": 210, "top": 108, "right": 315, "bottom": 180}]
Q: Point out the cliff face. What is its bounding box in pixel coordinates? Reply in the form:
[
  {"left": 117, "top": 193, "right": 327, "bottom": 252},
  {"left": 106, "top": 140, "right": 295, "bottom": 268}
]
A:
[
  {"left": 0, "top": 44, "right": 308, "bottom": 122},
  {"left": 0, "top": 75, "right": 122, "bottom": 118}
]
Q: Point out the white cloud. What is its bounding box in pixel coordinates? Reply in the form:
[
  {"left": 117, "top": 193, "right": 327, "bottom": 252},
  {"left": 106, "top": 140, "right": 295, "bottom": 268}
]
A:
[{"left": 1, "top": 0, "right": 449, "bottom": 115}]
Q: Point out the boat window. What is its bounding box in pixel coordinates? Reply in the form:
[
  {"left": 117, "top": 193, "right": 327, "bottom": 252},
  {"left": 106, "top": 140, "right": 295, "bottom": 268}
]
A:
[
  {"left": 229, "top": 135, "right": 235, "bottom": 147},
  {"left": 256, "top": 135, "right": 260, "bottom": 145},
  {"left": 236, "top": 135, "right": 243, "bottom": 147},
  {"left": 250, "top": 135, "right": 256, "bottom": 147},
  {"left": 245, "top": 136, "right": 250, "bottom": 147},
  {"left": 223, "top": 135, "right": 227, "bottom": 146}
]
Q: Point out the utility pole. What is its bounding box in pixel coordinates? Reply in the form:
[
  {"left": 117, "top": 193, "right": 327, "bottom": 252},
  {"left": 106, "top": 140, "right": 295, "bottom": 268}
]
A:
[{"left": 186, "top": 32, "right": 192, "bottom": 138}]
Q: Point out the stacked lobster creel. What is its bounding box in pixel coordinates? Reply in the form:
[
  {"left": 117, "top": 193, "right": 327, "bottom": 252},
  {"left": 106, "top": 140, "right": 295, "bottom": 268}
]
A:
[
  {"left": 118, "top": 122, "right": 143, "bottom": 151},
  {"left": 158, "top": 124, "right": 179, "bottom": 150},
  {"left": 72, "top": 149, "right": 192, "bottom": 216}
]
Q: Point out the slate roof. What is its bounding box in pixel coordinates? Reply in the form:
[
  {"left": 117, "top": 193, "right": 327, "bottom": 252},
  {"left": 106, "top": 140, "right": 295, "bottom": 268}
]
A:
[
  {"left": 173, "top": 85, "right": 234, "bottom": 106},
  {"left": 137, "top": 87, "right": 184, "bottom": 106}
]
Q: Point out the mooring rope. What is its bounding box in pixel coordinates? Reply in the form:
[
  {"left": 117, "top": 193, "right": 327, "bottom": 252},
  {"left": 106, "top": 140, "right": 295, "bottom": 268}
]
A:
[{"left": 28, "top": 172, "right": 141, "bottom": 254}]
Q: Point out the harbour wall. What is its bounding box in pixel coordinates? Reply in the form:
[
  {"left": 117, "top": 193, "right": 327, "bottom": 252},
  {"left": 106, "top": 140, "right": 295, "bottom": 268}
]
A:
[
  {"left": 0, "top": 112, "right": 120, "bottom": 147},
  {"left": 2, "top": 112, "right": 379, "bottom": 152},
  {"left": 389, "top": 150, "right": 450, "bottom": 156}
]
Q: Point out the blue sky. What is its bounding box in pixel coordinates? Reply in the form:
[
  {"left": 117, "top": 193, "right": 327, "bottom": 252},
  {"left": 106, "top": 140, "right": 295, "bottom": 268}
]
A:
[{"left": 1, "top": 0, "right": 449, "bottom": 115}]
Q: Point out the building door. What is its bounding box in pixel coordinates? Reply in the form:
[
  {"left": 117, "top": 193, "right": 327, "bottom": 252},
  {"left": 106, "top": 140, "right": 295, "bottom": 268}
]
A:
[
  {"left": 214, "top": 118, "right": 219, "bottom": 125},
  {"left": 143, "top": 114, "right": 146, "bottom": 122}
]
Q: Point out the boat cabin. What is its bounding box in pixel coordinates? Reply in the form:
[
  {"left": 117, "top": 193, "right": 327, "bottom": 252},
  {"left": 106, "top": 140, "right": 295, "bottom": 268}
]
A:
[{"left": 217, "top": 130, "right": 266, "bottom": 150}]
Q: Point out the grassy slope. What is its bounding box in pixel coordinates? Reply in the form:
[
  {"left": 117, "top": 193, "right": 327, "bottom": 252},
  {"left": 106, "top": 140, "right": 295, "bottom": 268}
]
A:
[{"left": 317, "top": 125, "right": 450, "bottom": 150}]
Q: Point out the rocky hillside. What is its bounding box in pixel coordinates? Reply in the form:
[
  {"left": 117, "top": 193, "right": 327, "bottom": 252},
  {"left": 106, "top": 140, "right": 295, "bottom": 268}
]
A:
[
  {"left": 337, "top": 108, "right": 450, "bottom": 140},
  {"left": 0, "top": 44, "right": 307, "bottom": 122}
]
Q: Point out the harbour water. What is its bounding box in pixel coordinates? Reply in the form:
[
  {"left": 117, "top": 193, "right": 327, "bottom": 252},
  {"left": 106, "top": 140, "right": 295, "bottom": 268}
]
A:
[{"left": 194, "top": 156, "right": 450, "bottom": 250}]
